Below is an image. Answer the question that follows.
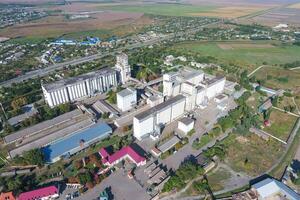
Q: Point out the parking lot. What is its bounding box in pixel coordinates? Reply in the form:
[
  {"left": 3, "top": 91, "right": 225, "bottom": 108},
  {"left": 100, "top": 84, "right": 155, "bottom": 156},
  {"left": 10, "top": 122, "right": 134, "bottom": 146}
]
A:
[{"left": 78, "top": 169, "right": 151, "bottom": 200}]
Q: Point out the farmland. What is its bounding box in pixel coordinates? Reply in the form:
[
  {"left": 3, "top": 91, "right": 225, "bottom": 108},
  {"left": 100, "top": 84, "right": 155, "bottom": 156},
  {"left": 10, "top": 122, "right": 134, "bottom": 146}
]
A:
[
  {"left": 98, "top": 3, "right": 271, "bottom": 18},
  {"left": 0, "top": 12, "right": 151, "bottom": 39},
  {"left": 171, "top": 41, "right": 300, "bottom": 71}
]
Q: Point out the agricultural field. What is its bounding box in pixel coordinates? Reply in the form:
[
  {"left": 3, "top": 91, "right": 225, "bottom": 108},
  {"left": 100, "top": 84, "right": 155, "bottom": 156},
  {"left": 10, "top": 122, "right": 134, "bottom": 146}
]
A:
[
  {"left": 222, "top": 133, "right": 285, "bottom": 176},
  {"left": 254, "top": 66, "right": 300, "bottom": 91},
  {"left": 0, "top": 12, "right": 151, "bottom": 39},
  {"left": 97, "top": 3, "right": 273, "bottom": 18},
  {"left": 172, "top": 41, "right": 300, "bottom": 71},
  {"left": 263, "top": 109, "right": 298, "bottom": 142}
]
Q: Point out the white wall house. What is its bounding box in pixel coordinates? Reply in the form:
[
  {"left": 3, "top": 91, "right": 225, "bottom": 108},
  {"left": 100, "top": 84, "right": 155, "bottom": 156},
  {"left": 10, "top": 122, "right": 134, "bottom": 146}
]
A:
[{"left": 117, "top": 87, "right": 137, "bottom": 112}]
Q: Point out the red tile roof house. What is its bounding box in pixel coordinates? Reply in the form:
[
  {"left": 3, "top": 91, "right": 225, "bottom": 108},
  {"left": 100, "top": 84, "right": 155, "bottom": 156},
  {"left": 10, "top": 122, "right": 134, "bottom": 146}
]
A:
[
  {"left": 99, "top": 146, "right": 146, "bottom": 167},
  {"left": 0, "top": 192, "right": 16, "bottom": 200},
  {"left": 17, "top": 185, "right": 59, "bottom": 200}
]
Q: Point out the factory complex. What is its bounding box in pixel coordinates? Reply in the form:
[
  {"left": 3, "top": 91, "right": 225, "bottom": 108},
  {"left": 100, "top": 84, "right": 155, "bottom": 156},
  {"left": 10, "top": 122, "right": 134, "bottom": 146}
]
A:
[{"left": 133, "top": 67, "right": 226, "bottom": 140}]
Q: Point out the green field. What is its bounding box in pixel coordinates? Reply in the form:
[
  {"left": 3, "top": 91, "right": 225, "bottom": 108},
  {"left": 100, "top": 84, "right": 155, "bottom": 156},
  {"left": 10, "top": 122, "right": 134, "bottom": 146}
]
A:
[
  {"left": 172, "top": 41, "right": 300, "bottom": 71},
  {"left": 99, "top": 4, "right": 217, "bottom": 16}
]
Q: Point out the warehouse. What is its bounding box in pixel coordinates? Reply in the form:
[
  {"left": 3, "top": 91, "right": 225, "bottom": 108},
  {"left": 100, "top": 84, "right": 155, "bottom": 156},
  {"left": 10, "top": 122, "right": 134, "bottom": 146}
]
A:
[
  {"left": 42, "top": 67, "right": 118, "bottom": 107},
  {"left": 4, "top": 109, "right": 83, "bottom": 145},
  {"left": 133, "top": 95, "right": 186, "bottom": 140},
  {"left": 43, "top": 123, "right": 112, "bottom": 163}
]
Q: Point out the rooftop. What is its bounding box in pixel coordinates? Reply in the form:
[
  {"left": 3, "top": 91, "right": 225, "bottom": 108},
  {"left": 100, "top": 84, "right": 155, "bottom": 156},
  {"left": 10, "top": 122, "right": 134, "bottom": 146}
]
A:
[
  {"left": 203, "top": 76, "right": 226, "bottom": 86},
  {"left": 117, "top": 87, "right": 136, "bottom": 98},
  {"left": 135, "top": 95, "right": 185, "bottom": 121},
  {"left": 157, "top": 136, "right": 180, "bottom": 153},
  {"left": 8, "top": 104, "right": 38, "bottom": 126},
  {"left": 43, "top": 122, "right": 112, "bottom": 162},
  {"left": 99, "top": 145, "right": 146, "bottom": 165},
  {"left": 253, "top": 178, "right": 300, "bottom": 200},
  {"left": 179, "top": 117, "right": 194, "bottom": 126},
  {"left": 42, "top": 67, "right": 116, "bottom": 92},
  {"left": 18, "top": 185, "right": 58, "bottom": 200},
  {"left": 4, "top": 109, "right": 82, "bottom": 144}
]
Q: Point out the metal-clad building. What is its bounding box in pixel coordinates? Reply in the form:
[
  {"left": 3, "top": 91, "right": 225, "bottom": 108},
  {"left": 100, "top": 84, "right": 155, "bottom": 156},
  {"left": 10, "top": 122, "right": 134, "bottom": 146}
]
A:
[
  {"left": 42, "top": 123, "right": 112, "bottom": 163},
  {"left": 42, "top": 67, "right": 118, "bottom": 107}
]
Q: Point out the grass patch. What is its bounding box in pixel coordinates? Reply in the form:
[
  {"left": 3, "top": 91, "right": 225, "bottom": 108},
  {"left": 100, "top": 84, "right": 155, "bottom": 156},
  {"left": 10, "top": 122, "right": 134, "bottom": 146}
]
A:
[
  {"left": 269, "top": 118, "right": 300, "bottom": 179},
  {"left": 222, "top": 133, "right": 284, "bottom": 176},
  {"left": 98, "top": 4, "right": 217, "bottom": 17},
  {"left": 206, "top": 167, "right": 231, "bottom": 191},
  {"left": 254, "top": 66, "right": 300, "bottom": 91},
  {"left": 263, "top": 109, "right": 297, "bottom": 142},
  {"left": 171, "top": 41, "right": 300, "bottom": 71},
  {"left": 192, "top": 127, "right": 222, "bottom": 150}
]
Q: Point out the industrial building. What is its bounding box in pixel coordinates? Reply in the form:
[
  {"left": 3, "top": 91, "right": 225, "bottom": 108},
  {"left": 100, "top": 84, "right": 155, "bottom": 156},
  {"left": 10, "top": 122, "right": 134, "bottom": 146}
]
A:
[
  {"left": 233, "top": 178, "right": 300, "bottom": 200},
  {"left": 43, "top": 122, "right": 112, "bottom": 163},
  {"left": 133, "top": 95, "right": 186, "bottom": 140},
  {"left": 163, "top": 67, "right": 226, "bottom": 110},
  {"left": 42, "top": 67, "right": 118, "bottom": 107},
  {"left": 117, "top": 87, "right": 137, "bottom": 112},
  {"left": 115, "top": 53, "right": 131, "bottom": 84},
  {"left": 133, "top": 68, "right": 226, "bottom": 140}
]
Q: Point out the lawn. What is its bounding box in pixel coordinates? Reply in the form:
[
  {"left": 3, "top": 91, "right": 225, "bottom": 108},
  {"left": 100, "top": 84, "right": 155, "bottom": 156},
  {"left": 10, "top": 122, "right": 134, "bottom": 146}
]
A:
[
  {"left": 263, "top": 109, "right": 298, "bottom": 142},
  {"left": 181, "top": 166, "right": 231, "bottom": 198},
  {"left": 222, "top": 133, "right": 284, "bottom": 176},
  {"left": 172, "top": 41, "right": 300, "bottom": 71},
  {"left": 98, "top": 4, "right": 217, "bottom": 17}
]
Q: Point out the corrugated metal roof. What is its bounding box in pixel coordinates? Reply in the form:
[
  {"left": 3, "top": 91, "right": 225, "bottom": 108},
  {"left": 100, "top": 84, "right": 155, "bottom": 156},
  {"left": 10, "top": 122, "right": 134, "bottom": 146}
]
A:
[
  {"left": 43, "top": 123, "right": 112, "bottom": 162},
  {"left": 157, "top": 136, "right": 180, "bottom": 153},
  {"left": 4, "top": 109, "right": 82, "bottom": 144}
]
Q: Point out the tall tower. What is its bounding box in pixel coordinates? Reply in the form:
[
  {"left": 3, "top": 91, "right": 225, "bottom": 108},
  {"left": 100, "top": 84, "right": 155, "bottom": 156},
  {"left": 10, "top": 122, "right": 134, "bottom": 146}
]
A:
[{"left": 115, "top": 53, "right": 131, "bottom": 84}]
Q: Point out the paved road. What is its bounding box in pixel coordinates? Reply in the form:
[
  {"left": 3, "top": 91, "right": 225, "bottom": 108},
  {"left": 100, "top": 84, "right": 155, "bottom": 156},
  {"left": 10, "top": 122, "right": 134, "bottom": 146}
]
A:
[{"left": 0, "top": 21, "right": 219, "bottom": 88}]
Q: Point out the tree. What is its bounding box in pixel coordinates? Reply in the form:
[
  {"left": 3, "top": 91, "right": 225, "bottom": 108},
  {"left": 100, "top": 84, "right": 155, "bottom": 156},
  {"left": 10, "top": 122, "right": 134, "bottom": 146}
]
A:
[
  {"left": 22, "top": 149, "right": 45, "bottom": 167},
  {"left": 11, "top": 96, "right": 27, "bottom": 110},
  {"left": 234, "top": 84, "right": 241, "bottom": 91},
  {"left": 218, "top": 117, "right": 234, "bottom": 132},
  {"left": 78, "top": 172, "right": 93, "bottom": 185},
  {"left": 6, "top": 176, "right": 22, "bottom": 192}
]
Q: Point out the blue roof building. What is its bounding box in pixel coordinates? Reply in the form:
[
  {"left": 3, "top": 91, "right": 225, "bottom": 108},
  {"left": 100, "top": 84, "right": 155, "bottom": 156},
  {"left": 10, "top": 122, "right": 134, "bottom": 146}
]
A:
[{"left": 43, "top": 123, "right": 112, "bottom": 163}]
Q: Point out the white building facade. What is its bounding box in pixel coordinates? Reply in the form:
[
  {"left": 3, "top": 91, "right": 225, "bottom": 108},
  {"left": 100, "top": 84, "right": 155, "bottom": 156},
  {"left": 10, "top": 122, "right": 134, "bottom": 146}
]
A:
[
  {"left": 133, "top": 95, "right": 186, "bottom": 140},
  {"left": 115, "top": 53, "right": 131, "bottom": 84},
  {"left": 117, "top": 88, "right": 137, "bottom": 112},
  {"left": 133, "top": 67, "right": 226, "bottom": 140},
  {"left": 42, "top": 68, "right": 118, "bottom": 107}
]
